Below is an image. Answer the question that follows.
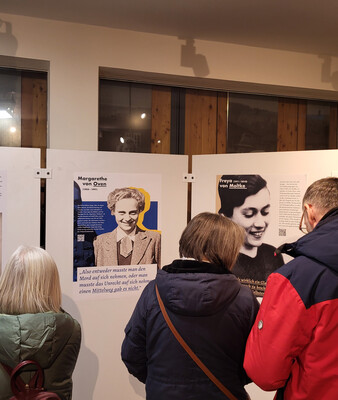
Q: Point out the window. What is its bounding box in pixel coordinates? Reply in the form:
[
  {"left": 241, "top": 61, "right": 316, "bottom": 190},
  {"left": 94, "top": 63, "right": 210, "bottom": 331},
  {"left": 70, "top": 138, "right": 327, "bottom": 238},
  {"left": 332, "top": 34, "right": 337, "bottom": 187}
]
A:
[
  {"left": 99, "top": 81, "right": 152, "bottom": 153},
  {"left": 227, "top": 93, "right": 278, "bottom": 153},
  {"left": 98, "top": 77, "right": 338, "bottom": 155},
  {"left": 0, "top": 69, "right": 21, "bottom": 147},
  {"left": 306, "top": 101, "right": 331, "bottom": 150}
]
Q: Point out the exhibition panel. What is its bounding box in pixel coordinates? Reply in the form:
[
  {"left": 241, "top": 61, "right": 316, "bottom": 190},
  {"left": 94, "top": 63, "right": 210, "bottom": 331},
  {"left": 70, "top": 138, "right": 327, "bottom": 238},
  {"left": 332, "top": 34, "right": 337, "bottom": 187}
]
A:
[
  {"left": 0, "top": 147, "right": 40, "bottom": 271},
  {"left": 45, "top": 149, "right": 188, "bottom": 400}
]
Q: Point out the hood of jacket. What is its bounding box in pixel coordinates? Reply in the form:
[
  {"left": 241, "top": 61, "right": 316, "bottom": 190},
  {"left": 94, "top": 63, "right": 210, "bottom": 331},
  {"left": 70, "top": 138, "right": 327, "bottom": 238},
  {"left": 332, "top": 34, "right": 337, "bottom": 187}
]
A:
[
  {"left": 279, "top": 208, "right": 338, "bottom": 273},
  {"left": 156, "top": 259, "right": 241, "bottom": 317},
  {"left": 0, "top": 311, "right": 75, "bottom": 369}
]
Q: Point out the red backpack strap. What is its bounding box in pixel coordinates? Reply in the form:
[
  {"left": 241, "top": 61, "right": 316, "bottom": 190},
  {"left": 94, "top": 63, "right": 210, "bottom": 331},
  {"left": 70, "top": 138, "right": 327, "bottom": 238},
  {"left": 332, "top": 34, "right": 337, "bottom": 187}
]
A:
[
  {"left": 9, "top": 360, "right": 44, "bottom": 395},
  {"left": 1, "top": 362, "right": 13, "bottom": 376}
]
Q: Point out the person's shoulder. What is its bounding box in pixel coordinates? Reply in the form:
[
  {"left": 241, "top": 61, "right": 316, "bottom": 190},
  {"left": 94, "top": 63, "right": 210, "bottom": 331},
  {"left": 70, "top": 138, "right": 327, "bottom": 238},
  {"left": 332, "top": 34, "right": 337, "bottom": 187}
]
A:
[
  {"left": 148, "top": 230, "right": 161, "bottom": 239},
  {"left": 94, "top": 229, "right": 116, "bottom": 242},
  {"left": 259, "top": 242, "right": 276, "bottom": 252},
  {"left": 137, "top": 228, "right": 161, "bottom": 239},
  {"left": 56, "top": 311, "right": 81, "bottom": 339},
  {"left": 237, "top": 283, "right": 259, "bottom": 305}
]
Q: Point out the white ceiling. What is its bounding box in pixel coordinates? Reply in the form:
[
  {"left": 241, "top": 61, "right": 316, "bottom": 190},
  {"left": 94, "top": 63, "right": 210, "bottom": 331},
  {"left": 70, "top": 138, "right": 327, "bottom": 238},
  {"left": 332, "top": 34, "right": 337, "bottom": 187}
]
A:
[{"left": 0, "top": 0, "right": 338, "bottom": 55}]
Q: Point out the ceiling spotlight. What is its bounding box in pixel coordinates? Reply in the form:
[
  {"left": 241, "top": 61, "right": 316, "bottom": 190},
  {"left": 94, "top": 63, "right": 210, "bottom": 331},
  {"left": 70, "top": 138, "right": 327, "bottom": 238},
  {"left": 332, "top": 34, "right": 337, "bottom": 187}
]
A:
[
  {"left": 120, "top": 137, "right": 125, "bottom": 143},
  {"left": 140, "top": 113, "right": 146, "bottom": 119},
  {"left": 9, "top": 126, "right": 16, "bottom": 133}
]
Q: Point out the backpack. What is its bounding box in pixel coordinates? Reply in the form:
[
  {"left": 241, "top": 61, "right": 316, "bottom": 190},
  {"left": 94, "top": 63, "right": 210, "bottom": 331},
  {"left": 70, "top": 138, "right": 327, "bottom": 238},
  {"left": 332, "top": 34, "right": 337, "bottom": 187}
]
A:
[{"left": 1, "top": 360, "right": 61, "bottom": 400}]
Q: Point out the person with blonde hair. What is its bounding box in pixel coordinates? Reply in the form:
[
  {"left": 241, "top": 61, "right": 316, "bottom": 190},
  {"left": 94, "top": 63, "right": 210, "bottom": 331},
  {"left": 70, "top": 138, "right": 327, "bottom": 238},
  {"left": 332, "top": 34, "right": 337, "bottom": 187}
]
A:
[
  {"left": 122, "top": 212, "right": 259, "bottom": 400},
  {"left": 0, "top": 245, "right": 81, "bottom": 400},
  {"left": 94, "top": 187, "right": 161, "bottom": 267}
]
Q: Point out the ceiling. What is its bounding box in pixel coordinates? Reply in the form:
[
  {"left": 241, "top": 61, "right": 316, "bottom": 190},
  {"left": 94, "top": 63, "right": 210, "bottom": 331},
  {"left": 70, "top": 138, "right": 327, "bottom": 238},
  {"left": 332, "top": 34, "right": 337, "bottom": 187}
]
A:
[{"left": 0, "top": 0, "right": 338, "bottom": 55}]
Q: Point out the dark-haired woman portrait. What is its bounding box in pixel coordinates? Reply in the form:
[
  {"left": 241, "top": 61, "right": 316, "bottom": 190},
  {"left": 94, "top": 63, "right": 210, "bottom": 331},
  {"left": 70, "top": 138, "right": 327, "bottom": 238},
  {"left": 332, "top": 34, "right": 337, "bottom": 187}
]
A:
[{"left": 218, "top": 175, "right": 284, "bottom": 295}]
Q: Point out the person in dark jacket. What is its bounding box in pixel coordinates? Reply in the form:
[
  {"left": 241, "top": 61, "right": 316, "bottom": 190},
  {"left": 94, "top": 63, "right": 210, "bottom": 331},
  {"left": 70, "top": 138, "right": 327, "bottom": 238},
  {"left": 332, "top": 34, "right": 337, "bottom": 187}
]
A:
[
  {"left": 244, "top": 177, "right": 338, "bottom": 400},
  {"left": 121, "top": 212, "right": 259, "bottom": 400},
  {"left": 0, "top": 246, "right": 81, "bottom": 400}
]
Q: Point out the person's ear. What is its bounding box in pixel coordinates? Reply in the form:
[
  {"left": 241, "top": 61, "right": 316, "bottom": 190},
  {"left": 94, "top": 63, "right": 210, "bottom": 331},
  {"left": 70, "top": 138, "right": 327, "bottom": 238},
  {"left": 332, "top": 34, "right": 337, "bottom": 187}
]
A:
[{"left": 304, "top": 203, "right": 319, "bottom": 228}]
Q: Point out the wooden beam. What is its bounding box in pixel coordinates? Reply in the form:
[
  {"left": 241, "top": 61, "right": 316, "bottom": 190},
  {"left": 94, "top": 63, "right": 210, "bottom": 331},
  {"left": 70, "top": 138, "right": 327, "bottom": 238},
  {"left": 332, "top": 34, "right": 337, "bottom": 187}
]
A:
[
  {"left": 329, "top": 104, "right": 338, "bottom": 149},
  {"left": 277, "top": 99, "right": 299, "bottom": 151},
  {"left": 151, "top": 86, "right": 171, "bottom": 154},
  {"left": 217, "top": 92, "right": 227, "bottom": 153},
  {"left": 297, "top": 100, "right": 306, "bottom": 150}
]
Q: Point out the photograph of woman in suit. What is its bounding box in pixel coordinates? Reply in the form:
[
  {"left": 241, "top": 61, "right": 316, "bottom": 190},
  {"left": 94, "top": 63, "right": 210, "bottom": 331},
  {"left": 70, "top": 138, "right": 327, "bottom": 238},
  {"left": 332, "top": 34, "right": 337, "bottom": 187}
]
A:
[
  {"left": 218, "top": 174, "right": 284, "bottom": 295},
  {"left": 94, "top": 187, "right": 161, "bottom": 267}
]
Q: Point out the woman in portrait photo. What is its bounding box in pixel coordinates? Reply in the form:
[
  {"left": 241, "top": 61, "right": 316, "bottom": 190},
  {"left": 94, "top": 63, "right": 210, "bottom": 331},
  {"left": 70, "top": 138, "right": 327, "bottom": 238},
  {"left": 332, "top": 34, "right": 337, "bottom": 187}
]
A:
[
  {"left": 0, "top": 245, "right": 81, "bottom": 399},
  {"left": 94, "top": 187, "right": 161, "bottom": 267},
  {"left": 218, "top": 174, "right": 284, "bottom": 293}
]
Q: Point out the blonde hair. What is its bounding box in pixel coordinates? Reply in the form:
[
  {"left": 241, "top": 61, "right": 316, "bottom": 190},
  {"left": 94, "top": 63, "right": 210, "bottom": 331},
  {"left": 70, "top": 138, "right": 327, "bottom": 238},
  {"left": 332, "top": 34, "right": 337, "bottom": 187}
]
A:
[
  {"left": 107, "top": 188, "right": 145, "bottom": 214},
  {"left": 0, "top": 246, "right": 61, "bottom": 314},
  {"left": 179, "top": 212, "right": 245, "bottom": 270}
]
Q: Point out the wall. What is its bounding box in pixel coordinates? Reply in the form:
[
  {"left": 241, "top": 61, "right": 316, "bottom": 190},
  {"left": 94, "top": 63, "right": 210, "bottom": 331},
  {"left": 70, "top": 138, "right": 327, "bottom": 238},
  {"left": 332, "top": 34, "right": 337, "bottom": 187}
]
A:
[{"left": 1, "top": 12, "right": 338, "bottom": 152}]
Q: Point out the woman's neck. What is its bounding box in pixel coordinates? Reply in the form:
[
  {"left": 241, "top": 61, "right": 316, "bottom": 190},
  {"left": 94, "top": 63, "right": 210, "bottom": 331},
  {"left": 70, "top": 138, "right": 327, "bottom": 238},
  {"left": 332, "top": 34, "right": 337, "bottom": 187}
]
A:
[{"left": 240, "top": 244, "right": 258, "bottom": 258}]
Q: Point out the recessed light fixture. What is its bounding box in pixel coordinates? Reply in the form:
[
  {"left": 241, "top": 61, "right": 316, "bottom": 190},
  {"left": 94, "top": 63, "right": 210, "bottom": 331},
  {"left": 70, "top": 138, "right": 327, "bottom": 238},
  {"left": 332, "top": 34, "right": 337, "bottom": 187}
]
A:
[
  {"left": 120, "top": 137, "right": 125, "bottom": 143},
  {"left": 9, "top": 126, "right": 16, "bottom": 133},
  {"left": 140, "top": 113, "right": 146, "bottom": 119}
]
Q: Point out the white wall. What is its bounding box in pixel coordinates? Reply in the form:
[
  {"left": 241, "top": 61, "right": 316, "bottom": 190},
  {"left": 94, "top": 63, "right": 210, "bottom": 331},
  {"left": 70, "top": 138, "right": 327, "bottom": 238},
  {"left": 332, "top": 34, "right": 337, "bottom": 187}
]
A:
[{"left": 0, "top": 12, "right": 338, "bottom": 152}]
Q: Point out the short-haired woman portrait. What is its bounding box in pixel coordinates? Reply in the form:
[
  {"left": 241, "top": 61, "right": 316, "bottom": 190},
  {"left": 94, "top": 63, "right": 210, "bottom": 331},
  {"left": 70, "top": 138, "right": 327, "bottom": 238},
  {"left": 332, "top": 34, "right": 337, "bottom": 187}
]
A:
[
  {"left": 218, "top": 174, "right": 284, "bottom": 295},
  {"left": 94, "top": 187, "right": 161, "bottom": 267},
  {"left": 0, "top": 245, "right": 81, "bottom": 399},
  {"left": 122, "top": 212, "right": 259, "bottom": 400}
]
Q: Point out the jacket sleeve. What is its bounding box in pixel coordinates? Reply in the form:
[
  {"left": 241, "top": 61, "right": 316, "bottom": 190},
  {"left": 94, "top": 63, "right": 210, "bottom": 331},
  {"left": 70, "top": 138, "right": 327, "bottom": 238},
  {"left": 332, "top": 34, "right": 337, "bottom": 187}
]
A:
[
  {"left": 243, "top": 272, "right": 312, "bottom": 391},
  {"left": 121, "top": 285, "right": 150, "bottom": 383}
]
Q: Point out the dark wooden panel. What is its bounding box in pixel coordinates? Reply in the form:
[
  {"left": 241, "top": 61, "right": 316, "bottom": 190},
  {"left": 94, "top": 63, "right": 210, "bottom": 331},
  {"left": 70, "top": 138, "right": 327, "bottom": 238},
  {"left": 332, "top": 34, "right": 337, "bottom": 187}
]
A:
[
  {"left": 277, "top": 99, "right": 299, "bottom": 151},
  {"left": 217, "top": 92, "right": 227, "bottom": 153},
  {"left": 21, "top": 72, "right": 47, "bottom": 167},
  {"left": 329, "top": 104, "right": 338, "bottom": 149},
  {"left": 297, "top": 100, "right": 306, "bottom": 150},
  {"left": 185, "top": 89, "right": 217, "bottom": 171},
  {"left": 151, "top": 86, "right": 171, "bottom": 154}
]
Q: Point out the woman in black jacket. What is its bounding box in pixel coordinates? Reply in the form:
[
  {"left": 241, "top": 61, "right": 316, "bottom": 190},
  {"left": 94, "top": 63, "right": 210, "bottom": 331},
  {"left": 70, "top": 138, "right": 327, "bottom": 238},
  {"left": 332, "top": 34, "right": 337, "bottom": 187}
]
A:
[{"left": 121, "top": 212, "right": 259, "bottom": 400}]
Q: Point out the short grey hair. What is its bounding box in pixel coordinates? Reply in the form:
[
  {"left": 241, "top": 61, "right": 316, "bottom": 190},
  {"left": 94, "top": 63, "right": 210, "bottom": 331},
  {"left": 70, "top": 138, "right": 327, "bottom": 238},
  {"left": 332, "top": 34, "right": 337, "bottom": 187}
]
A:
[{"left": 303, "top": 177, "right": 338, "bottom": 213}]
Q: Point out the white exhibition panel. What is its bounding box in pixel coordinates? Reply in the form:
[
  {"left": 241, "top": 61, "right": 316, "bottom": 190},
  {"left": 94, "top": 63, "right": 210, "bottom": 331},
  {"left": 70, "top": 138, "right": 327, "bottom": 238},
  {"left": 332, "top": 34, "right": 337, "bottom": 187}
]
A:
[
  {"left": 0, "top": 147, "right": 40, "bottom": 270},
  {"left": 192, "top": 149, "right": 338, "bottom": 217},
  {"left": 192, "top": 149, "right": 338, "bottom": 400},
  {"left": 45, "top": 149, "right": 188, "bottom": 400}
]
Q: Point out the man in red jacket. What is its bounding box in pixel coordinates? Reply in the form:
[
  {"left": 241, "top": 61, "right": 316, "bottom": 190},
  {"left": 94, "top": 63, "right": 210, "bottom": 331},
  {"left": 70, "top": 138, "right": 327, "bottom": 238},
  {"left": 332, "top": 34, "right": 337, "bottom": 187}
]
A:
[{"left": 244, "top": 177, "right": 338, "bottom": 400}]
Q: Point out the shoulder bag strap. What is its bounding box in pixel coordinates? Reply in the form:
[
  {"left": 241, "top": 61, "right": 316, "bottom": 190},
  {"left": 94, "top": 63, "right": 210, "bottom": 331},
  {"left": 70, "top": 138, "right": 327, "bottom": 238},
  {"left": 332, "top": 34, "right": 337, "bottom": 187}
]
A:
[{"left": 155, "top": 284, "right": 238, "bottom": 400}]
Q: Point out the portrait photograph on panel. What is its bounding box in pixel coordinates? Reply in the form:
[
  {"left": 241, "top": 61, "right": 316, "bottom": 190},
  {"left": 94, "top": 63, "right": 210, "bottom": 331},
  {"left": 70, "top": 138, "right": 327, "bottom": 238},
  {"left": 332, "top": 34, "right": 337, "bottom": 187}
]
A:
[
  {"left": 73, "top": 173, "right": 161, "bottom": 283},
  {"left": 216, "top": 174, "right": 306, "bottom": 296}
]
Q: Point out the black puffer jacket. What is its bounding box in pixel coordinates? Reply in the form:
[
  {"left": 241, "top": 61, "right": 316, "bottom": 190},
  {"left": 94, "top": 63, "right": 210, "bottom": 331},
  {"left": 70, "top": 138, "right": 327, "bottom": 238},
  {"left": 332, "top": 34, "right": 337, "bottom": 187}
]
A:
[
  {"left": 0, "top": 311, "right": 81, "bottom": 400},
  {"left": 122, "top": 259, "right": 259, "bottom": 400}
]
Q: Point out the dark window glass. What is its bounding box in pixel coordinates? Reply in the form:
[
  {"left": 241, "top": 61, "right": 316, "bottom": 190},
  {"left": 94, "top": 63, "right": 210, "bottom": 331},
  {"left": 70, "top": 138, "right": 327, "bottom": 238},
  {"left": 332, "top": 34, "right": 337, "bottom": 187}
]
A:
[
  {"left": 99, "top": 80, "right": 152, "bottom": 153},
  {"left": 227, "top": 93, "right": 278, "bottom": 153},
  {"left": 306, "top": 101, "right": 331, "bottom": 150},
  {"left": 0, "top": 70, "right": 21, "bottom": 147}
]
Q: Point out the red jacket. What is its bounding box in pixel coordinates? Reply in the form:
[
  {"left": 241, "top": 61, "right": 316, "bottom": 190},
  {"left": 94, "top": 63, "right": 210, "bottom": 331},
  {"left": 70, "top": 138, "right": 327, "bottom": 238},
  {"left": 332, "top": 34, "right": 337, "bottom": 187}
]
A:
[{"left": 244, "top": 208, "right": 338, "bottom": 400}]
